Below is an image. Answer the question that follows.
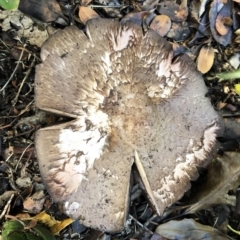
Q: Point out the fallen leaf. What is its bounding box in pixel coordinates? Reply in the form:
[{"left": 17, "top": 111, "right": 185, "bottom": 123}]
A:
[
  {"left": 50, "top": 218, "right": 74, "bottom": 235},
  {"left": 217, "top": 69, "right": 240, "bottom": 80},
  {"left": 157, "top": 1, "right": 188, "bottom": 22},
  {"left": 150, "top": 15, "right": 171, "bottom": 37},
  {"left": 33, "top": 211, "right": 73, "bottom": 235},
  {"left": 0, "top": 191, "right": 16, "bottom": 209},
  {"left": 155, "top": 219, "right": 231, "bottom": 240},
  {"left": 2, "top": 220, "right": 56, "bottom": 240},
  {"left": 121, "top": 11, "right": 150, "bottom": 26},
  {"left": 185, "top": 152, "right": 240, "bottom": 214},
  {"left": 141, "top": 0, "right": 159, "bottom": 11},
  {"left": 16, "top": 177, "right": 32, "bottom": 188},
  {"left": 0, "top": 0, "right": 19, "bottom": 10},
  {"left": 166, "top": 21, "right": 190, "bottom": 41},
  {"left": 209, "top": 0, "right": 232, "bottom": 46},
  {"left": 216, "top": 15, "right": 229, "bottom": 35},
  {"left": 217, "top": 101, "right": 227, "bottom": 110},
  {"left": 33, "top": 211, "right": 60, "bottom": 228},
  {"left": 234, "top": 84, "right": 240, "bottom": 94},
  {"left": 79, "top": 6, "right": 100, "bottom": 25},
  {"left": 81, "top": 0, "right": 92, "bottom": 6},
  {"left": 18, "top": 0, "right": 64, "bottom": 23},
  {"left": 197, "top": 45, "right": 215, "bottom": 74},
  {"left": 23, "top": 190, "right": 46, "bottom": 214}
]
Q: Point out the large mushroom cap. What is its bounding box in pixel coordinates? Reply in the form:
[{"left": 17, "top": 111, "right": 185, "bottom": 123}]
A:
[{"left": 35, "top": 19, "right": 222, "bottom": 232}]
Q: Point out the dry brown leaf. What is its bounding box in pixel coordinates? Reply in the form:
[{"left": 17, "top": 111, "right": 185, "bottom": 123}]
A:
[
  {"left": 23, "top": 190, "right": 46, "bottom": 214},
  {"left": 150, "top": 15, "right": 171, "bottom": 37},
  {"left": 235, "top": 29, "right": 240, "bottom": 35},
  {"left": 217, "top": 101, "right": 227, "bottom": 110},
  {"left": 197, "top": 45, "right": 215, "bottom": 74},
  {"left": 157, "top": 1, "right": 188, "bottom": 22},
  {"left": 81, "top": 0, "right": 92, "bottom": 6},
  {"left": 79, "top": 6, "right": 100, "bottom": 25},
  {"left": 215, "top": 15, "right": 229, "bottom": 36},
  {"left": 235, "top": 35, "right": 240, "bottom": 43},
  {"left": 185, "top": 152, "right": 240, "bottom": 214},
  {"left": 154, "top": 219, "right": 231, "bottom": 240}
]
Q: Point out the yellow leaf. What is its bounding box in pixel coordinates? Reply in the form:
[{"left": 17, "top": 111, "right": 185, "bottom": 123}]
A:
[
  {"left": 33, "top": 211, "right": 60, "bottom": 227},
  {"left": 50, "top": 218, "right": 74, "bottom": 235},
  {"left": 234, "top": 84, "right": 240, "bottom": 95},
  {"left": 33, "top": 211, "right": 73, "bottom": 235}
]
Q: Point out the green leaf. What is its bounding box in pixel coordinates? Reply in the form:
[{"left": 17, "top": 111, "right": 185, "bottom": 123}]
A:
[
  {"left": 6, "top": 231, "right": 26, "bottom": 240},
  {"left": 216, "top": 69, "right": 240, "bottom": 81},
  {"left": 2, "top": 220, "right": 24, "bottom": 239},
  {"left": 0, "top": 0, "right": 20, "bottom": 10},
  {"left": 2, "top": 220, "right": 53, "bottom": 240},
  {"left": 25, "top": 231, "right": 42, "bottom": 240},
  {"left": 33, "top": 225, "right": 56, "bottom": 240}
]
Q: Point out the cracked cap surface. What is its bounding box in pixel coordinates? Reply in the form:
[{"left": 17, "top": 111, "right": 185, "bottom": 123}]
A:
[{"left": 35, "top": 19, "right": 222, "bottom": 232}]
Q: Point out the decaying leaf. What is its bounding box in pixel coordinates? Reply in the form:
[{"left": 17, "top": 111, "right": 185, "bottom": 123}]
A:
[
  {"left": 0, "top": 191, "right": 16, "bottom": 209},
  {"left": 150, "top": 15, "right": 171, "bottom": 37},
  {"left": 157, "top": 1, "right": 188, "bottom": 22},
  {"left": 121, "top": 11, "right": 150, "bottom": 26},
  {"left": 79, "top": 6, "right": 100, "bottom": 25},
  {"left": 197, "top": 45, "right": 215, "bottom": 74},
  {"left": 81, "top": 0, "right": 92, "bottom": 6},
  {"left": 216, "top": 15, "right": 229, "bottom": 36},
  {"left": 185, "top": 152, "right": 240, "bottom": 214},
  {"left": 16, "top": 177, "right": 32, "bottom": 188},
  {"left": 2, "top": 220, "right": 56, "bottom": 240},
  {"left": 23, "top": 190, "right": 46, "bottom": 214},
  {"left": 209, "top": 0, "right": 232, "bottom": 46},
  {"left": 154, "top": 219, "right": 231, "bottom": 240},
  {"left": 166, "top": 21, "right": 190, "bottom": 41},
  {"left": 18, "top": 0, "right": 64, "bottom": 23}
]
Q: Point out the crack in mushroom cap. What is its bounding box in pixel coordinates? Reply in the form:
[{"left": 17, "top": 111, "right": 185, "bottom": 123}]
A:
[{"left": 35, "top": 19, "right": 222, "bottom": 232}]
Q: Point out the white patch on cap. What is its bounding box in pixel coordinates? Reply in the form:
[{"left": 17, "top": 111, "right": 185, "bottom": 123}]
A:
[
  {"left": 101, "top": 52, "right": 112, "bottom": 74},
  {"left": 65, "top": 201, "right": 80, "bottom": 215},
  {"left": 53, "top": 110, "right": 110, "bottom": 194},
  {"left": 109, "top": 26, "right": 134, "bottom": 51}
]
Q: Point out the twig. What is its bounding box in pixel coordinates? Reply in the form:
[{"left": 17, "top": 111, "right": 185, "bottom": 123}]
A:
[
  {"left": 12, "top": 55, "right": 36, "bottom": 106},
  {"left": 15, "top": 142, "right": 33, "bottom": 171},
  {"left": 129, "top": 214, "right": 153, "bottom": 234},
  {"left": 0, "top": 45, "right": 26, "bottom": 93},
  {"left": 0, "top": 193, "right": 15, "bottom": 220},
  {"left": 89, "top": 4, "right": 123, "bottom": 8}
]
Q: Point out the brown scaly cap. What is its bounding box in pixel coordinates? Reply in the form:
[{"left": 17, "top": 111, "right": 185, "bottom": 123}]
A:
[{"left": 35, "top": 19, "right": 222, "bottom": 232}]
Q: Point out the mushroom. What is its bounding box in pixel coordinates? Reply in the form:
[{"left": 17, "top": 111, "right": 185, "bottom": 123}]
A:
[{"left": 35, "top": 19, "right": 222, "bottom": 232}]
